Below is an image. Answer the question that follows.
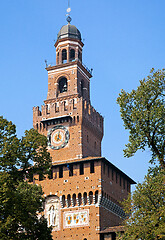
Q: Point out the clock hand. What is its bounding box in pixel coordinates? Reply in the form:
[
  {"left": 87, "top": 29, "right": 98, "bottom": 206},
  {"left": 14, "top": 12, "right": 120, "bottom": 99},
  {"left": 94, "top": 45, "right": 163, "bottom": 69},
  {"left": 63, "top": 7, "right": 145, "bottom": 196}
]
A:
[{"left": 56, "top": 131, "right": 60, "bottom": 140}]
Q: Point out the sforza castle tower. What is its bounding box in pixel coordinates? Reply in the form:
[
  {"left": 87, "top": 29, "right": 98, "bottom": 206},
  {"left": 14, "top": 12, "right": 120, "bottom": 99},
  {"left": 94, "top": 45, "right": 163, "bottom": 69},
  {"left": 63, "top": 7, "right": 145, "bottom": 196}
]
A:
[{"left": 33, "top": 13, "right": 135, "bottom": 240}]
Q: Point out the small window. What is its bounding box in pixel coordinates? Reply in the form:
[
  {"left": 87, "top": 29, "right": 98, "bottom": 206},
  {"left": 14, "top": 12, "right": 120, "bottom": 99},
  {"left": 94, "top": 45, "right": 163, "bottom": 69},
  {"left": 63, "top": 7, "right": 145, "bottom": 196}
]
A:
[
  {"left": 90, "top": 161, "right": 94, "bottom": 174},
  {"left": 123, "top": 179, "right": 125, "bottom": 189},
  {"left": 95, "top": 190, "right": 98, "bottom": 204},
  {"left": 68, "top": 164, "right": 73, "bottom": 177},
  {"left": 116, "top": 172, "right": 118, "bottom": 183},
  {"left": 62, "top": 195, "right": 65, "bottom": 208},
  {"left": 83, "top": 192, "right": 87, "bottom": 205},
  {"left": 77, "top": 116, "right": 79, "bottom": 122},
  {"left": 73, "top": 116, "right": 75, "bottom": 123},
  {"left": 62, "top": 49, "right": 67, "bottom": 63},
  {"left": 80, "top": 163, "right": 84, "bottom": 175},
  {"left": 112, "top": 169, "right": 114, "bottom": 180},
  {"left": 78, "top": 51, "right": 82, "bottom": 61},
  {"left": 72, "top": 194, "right": 76, "bottom": 206},
  {"left": 64, "top": 101, "right": 67, "bottom": 111},
  {"left": 81, "top": 80, "right": 84, "bottom": 97},
  {"left": 108, "top": 166, "right": 110, "bottom": 177},
  {"left": 59, "top": 77, "right": 67, "bottom": 93},
  {"left": 59, "top": 166, "right": 63, "bottom": 178},
  {"left": 89, "top": 191, "right": 93, "bottom": 204},
  {"left": 87, "top": 135, "right": 89, "bottom": 143},
  {"left": 55, "top": 103, "right": 59, "bottom": 112},
  {"left": 67, "top": 194, "right": 71, "bottom": 207},
  {"left": 78, "top": 193, "right": 82, "bottom": 206},
  {"left": 69, "top": 49, "right": 75, "bottom": 62}
]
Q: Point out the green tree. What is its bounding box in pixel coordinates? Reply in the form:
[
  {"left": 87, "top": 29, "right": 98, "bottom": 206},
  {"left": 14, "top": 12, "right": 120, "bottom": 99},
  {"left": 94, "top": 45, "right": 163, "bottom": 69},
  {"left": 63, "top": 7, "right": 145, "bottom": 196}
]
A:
[
  {"left": 120, "top": 167, "right": 165, "bottom": 240},
  {"left": 0, "top": 116, "right": 53, "bottom": 240},
  {"left": 117, "top": 68, "right": 165, "bottom": 168}
]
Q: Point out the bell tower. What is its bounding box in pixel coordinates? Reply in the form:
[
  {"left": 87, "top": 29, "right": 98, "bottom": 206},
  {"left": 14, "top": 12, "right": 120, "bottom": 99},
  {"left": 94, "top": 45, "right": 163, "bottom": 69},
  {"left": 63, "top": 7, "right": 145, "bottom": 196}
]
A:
[
  {"left": 33, "top": 17, "right": 104, "bottom": 163},
  {"left": 32, "top": 9, "right": 136, "bottom": 240}
]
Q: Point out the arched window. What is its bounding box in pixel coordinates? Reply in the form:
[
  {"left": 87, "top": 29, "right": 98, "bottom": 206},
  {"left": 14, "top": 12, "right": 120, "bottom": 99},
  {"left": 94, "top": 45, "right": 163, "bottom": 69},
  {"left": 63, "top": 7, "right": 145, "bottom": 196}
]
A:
[
  {"left": 73, "top": 116, "right": 75, "bottom": 123},
  {"left": 36, "top": 123, "right": 38, "bottom": 129},
  {"left": 78, "top": 51, "right": 82, "bottom": 62},
  {"left": 69, "top": 49, "right": 75, "bottom": 62},
  {"left": 59, "top": 77, "right": 67, "bottom": 93},
  {"left": 81, "top": 80, "right": 84, "bottom": 97},
  {"left": 83, "top": 192, "right": 87, "bottom": 205},
  {"left": 62, "top": 195, "right": 66, "bottom": 208},
  {"left": 95, "top": 190, "right": 98, "bottom": 204},
  {"left": 78, "top": 193, "right": 82, "bottom": 206},
  {"left": 89, "top": 191, "right": 93, "bottom": 204},
  {"left": 67, "top": 194, "right": 71, "bottom": 207},
  {"left": 72, "top": 194, "right": 76, "bottom": 206},
  {"left": 62, "top": 49, "right": 67, "bottom": 63}
]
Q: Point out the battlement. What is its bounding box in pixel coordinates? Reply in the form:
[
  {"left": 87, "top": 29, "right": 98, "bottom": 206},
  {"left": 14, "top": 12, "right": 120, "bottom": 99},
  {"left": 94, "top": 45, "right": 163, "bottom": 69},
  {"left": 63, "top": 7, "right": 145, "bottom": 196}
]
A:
[
  {"left": 82, "top": 100, "right": 104, "bottom": 136},
  {"left": 33, "top": 98, "right": 103, "bottom": 140},
  {"left": 33, "top": 96, "right": 82, "bottom": 125}
]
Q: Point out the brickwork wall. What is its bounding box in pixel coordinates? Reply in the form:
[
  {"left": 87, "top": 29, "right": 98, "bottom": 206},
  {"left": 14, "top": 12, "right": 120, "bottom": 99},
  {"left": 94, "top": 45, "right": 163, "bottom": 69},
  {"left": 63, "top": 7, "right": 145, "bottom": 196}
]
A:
[
  {"left": 99, "top": 207, "right": 121, "bottom": 229},
  {"left": 34, "top": 159, "right": 102, "bottom": 240}
]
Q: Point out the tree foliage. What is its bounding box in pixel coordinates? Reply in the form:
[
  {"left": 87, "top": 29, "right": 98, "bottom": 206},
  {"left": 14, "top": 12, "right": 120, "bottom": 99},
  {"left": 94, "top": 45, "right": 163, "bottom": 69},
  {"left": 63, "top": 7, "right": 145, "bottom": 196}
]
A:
[
  {"left": 117, "top": 68, "right": 165, "bottom": 168},
  {"left": 120, "top": 167, "right": 165, "bottom": 240},
  {"left": 0, "top": 116, "right": 53, "bottom": 240}
]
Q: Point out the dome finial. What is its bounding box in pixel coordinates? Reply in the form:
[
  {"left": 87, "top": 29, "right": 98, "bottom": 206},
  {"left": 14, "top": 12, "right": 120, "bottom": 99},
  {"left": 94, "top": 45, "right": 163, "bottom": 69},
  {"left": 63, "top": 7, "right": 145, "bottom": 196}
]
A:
[{"left": 66, "top": 0, "right": 72, "bottom": 24}]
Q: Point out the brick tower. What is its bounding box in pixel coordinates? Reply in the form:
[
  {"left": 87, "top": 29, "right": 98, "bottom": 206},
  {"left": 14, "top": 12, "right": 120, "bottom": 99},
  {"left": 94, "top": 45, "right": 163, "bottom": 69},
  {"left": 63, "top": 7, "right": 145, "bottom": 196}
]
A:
[{"left": 33, "top": 15, "right": 135, "bottom": 240}]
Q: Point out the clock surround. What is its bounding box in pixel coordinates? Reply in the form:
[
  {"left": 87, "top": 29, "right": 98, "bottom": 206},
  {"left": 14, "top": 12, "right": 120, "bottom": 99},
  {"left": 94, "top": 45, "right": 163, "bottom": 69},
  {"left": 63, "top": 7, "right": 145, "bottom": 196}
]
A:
[{"left": 47, "top": 125, "right": 70, "bottom": 150}]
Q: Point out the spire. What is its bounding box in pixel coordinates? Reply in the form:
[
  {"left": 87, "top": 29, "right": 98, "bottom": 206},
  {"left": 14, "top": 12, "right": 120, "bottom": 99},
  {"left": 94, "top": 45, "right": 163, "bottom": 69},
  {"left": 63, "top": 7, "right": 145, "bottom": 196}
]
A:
[{"left": 66, "top": 0, "right": 72, "bottom": 24}]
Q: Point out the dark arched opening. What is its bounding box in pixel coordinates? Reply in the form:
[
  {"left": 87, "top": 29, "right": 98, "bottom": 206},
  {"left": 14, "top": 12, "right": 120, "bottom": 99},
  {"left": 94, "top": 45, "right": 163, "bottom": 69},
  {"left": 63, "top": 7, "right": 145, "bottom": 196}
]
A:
[
  {"left": 62, "top": 49, "right": 67, "bottom": 63},
  {"left": 67, "top": 194, "right": 71, "bottom": 207},
  {"left": 81, "top": 80, "right": 84, "bottom": 97},
  {"left": 95, "top": 190, "right": 98, "bottom": 204},
  {"left": 78, "top": 193, "right": 82, "bottom": 206},
  {"left": 83, "top": 192, "right": 87, "bottom": 205},
  {"left": 89, "top": 191, "right": 93, "bottom": 204},
  {"left": 59, "top": 77, "right": 67, "bottom": 93},
  {"left": 62, "top": 195, "right": 66, "bottom": 208},
  {"left": 69, "top": 49, "right": 75, "bottom": 62},
  {"left": 72, "top": 193, "right": 76, "bottom": 206}
]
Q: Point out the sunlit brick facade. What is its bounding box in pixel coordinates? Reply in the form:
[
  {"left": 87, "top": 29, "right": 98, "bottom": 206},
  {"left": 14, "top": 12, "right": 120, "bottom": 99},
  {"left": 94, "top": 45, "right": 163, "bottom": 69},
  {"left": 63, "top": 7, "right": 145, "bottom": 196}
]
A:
[{"left": 33, "top": 19, "right": 135, "bottom": 240}]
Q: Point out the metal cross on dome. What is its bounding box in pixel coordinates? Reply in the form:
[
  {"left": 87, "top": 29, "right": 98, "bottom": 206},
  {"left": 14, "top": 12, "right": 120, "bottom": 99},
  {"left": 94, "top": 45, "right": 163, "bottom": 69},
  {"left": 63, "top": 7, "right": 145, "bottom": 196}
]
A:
[{"left": 66, "top": 0, "right": 72, "bottom": 23}]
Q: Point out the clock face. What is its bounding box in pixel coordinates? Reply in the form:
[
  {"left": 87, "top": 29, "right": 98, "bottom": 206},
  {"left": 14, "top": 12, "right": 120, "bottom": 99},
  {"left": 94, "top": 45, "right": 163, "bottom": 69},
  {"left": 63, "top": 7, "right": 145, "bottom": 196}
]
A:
[{"left": 47, "top": 125, "right": 69, "bottom": 150}]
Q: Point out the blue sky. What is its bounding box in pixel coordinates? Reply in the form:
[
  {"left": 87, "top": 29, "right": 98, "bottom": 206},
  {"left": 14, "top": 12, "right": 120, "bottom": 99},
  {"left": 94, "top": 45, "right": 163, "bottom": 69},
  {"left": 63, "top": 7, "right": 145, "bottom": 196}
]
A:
[{"left": 0, "top": 0, "right": 164, "bottom": 189}]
